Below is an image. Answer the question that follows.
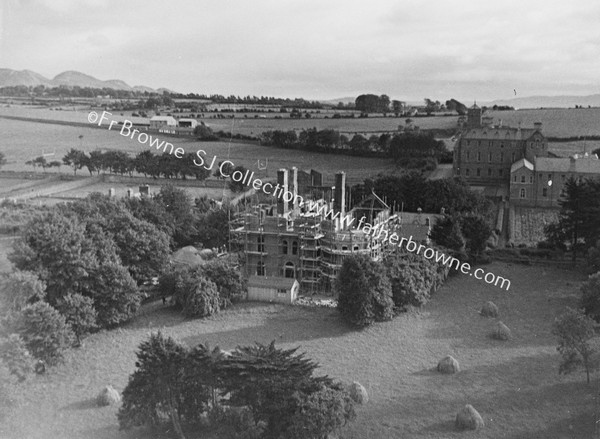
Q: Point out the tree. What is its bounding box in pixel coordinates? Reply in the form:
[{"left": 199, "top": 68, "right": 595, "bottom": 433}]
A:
[
  {"left": 194, "top": 123, "right": 218, "bottom": 141},
  {"left": 118, "top": 332, "right": 193, "bottom": 439},
  {"left": 544, "top": 178, "right": 600, "bottom": 261},
  {"left": 181, "top": 277, "right": 220, "bottom": 318},
  {"left": 0, "top": 270, "right": 46, "bottom": 314},
  {"left": 581, "top": 272, "right": 600, "bottom": 322},
  {"left": 552, "top": 307, "right": 598, "bottom": 384},
  {"left": 336, "top": 254, "right": 394, "bottom": 327},
  {"left": 430, "top": 215, "right": 466, "bottom": 251},
  {"left": 55, "top": 293, "right": 97, "bottom": 343},
  {"left": 460, "top": 214, "right": 492, "bottom": 258},
  {"left": 62, "top": 148, "right": 87, "bottom": 175},
  {"left": 155, "top": 184, "right": 198, "bottom": 247},
  {"left": 18, "top": 302, "right": 74, "bottom": 366},
  {"left": 197, "top": 257, "right": 244, "bottom": 307},
  {"left": 355, "top": 94, "right": 390, "bottom": 113},
  {"left": 0, "top": 334, "right": 33, "bottom": 381},
  {"left": 228, "top": 166, "right": 250, "bottom": 193},
  {"left": 0, "top": 151, "right": 6, "bottom": 170}
]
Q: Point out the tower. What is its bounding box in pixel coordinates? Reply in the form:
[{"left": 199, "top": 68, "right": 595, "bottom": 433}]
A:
[{"left": 466, "top": 102, "right": 482, "bottom": 128}]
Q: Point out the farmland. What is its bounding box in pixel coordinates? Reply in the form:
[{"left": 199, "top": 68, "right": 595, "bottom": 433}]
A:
[{"left": 0, "top": 260, "right": 592, "bottom": 439}]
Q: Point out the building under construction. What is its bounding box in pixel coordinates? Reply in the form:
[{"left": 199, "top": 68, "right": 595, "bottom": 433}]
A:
[{"left": 230, "top": 168, "right": 437, "bottom": 296}]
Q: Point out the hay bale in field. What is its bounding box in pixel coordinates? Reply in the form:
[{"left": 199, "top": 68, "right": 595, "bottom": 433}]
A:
[
  {"left": 437, "top": 355, "right": 460, "bottom": 374},
  {"left": 455, "top": 404, "right": 484, "bottom": 430},
  {"left": 348, "top": 381, "right": 368, "bottom": 404},
  {"left": 96, "top": 385, "right": 121, "bottom": 407},
  {"left": 492, "top": 321, "right": 511, "bottom": 341},
  {"left": 480, "top": 301, "right": 499, "bottom": 318}
]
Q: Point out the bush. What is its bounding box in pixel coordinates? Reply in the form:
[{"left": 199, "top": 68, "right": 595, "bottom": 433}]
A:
[
  {"left": 336, "top": 255, "right": 393, "bottom": 327},
  {"left": 0, "top": 334, "right": 33, "bottom": 381},
  {"left": 18, "top": 302, "right": 74, "bottom": 366},
  {"left": 581, "top": 272, "right": 600, "bottom": 322},
  {"left": 383, "top": 252, "right": 448, "bottom": 309}
]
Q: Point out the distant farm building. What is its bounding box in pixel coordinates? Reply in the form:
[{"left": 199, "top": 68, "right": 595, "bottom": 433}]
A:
[
  {"left": 149, "top": 116, "right": 177, "bottom": 131},
  {"left": 177, "top": 118, "right": 198, "bottom": 129}
]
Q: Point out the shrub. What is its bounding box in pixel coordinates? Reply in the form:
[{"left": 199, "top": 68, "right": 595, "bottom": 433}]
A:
[
  {"left": 455, "top": 404, "right": 484, "bottom": 430},
  {"left": 0, "top": 334, "right": 33, "bottom": 381},
  {"left": 336, "top": 254, "right": 393, "bottom": 327},
  {"left": 18, "top": 302, "right": 74, "bottom": 366},
  {"left": 492, "top": 321, "right": 511, "bottom": 341},
  {"left": 581, "top": 272, "right": 600, "bottom": 322},
  {"left": 480, "top": 301, "right": 499, "bottom": 318},
  {"left": 437, "top": 355, "right": 460, "bottom": 374}
]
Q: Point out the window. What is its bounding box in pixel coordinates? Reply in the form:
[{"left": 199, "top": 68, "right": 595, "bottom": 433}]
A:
[
  {"left": 257, "top": 235, "right": 264, "bottom": 253},
  {"left": 548, "top": 174, "right": 552, "bottom": 181},
  {"left": 542, "top": 188, "right": 548, "bottom": 197},
  {"left": 500, "top": 143, "right": 504, "bottom": 149},
  {"left": 561, "top": 174, "right": 566, "bottom": 181},
  {"left": 341, "top": 245, "right": 348, "bottom": 251},
  {"left": 466, "top": 151, "right": 470, "bottom": 160},
  {"left": 499, "top": 169, "right": 503, "bottom": 177},
  {"left": 292, "top": 241, "right": 298, "bottom": 255},
  {"left": 488, "top": 152, "right": 492, "bottom": 163},
  {"left": 513, "top": 175, "right": 517, "bottom": 182},
  {"left": 520, "top": 188, "right": 526, "bottom": 198},
  {"left": 466, "top": 168, "right": 470, "bottom": 177},
  {"left": 529, "top": 176, "right": 533, "bottom": 184},
  {"left": 284, "top": 262, "right": 295, "bottom": 278},
  {"left": 521, "top": 175, "right": 525, "bottom": 183},
  {"left": 476, "top": 168, "right": 481, "bottom": 177},
  {"left": 487, "top": 168, "right": 492, "bottom": 176},
  {"left": 282, "top": 240, "right": 288, "bottom": 254},
  {"left": 256, "top": 261, "right": 265, "bottom": 276},
  {"left": 478, "top": 140, "right": 481, "bottom": 147},
  {"left": 511, "top": 152, "right": 516, "bottom": 162},
  {"left": 500, "top": 152, "right": 504, "bottom": 162},
  {"left": 353, "top": 245, "right": 359, "bottom": 251},
  {"left": 277, "top": 288, "right": 287, "bottom": 296},
  {"left": 477, "top": 152, "right": 481, "bottom": 162}
]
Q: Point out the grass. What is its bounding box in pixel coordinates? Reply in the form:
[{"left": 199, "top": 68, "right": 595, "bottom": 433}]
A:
[{"left": 1, "top": 262, "right": 593, "bottom": 439}]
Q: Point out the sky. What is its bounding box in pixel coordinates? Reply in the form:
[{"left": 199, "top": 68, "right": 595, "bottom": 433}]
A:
[{"left": 1, "top": 0, "right": 599, "bottom": 102}]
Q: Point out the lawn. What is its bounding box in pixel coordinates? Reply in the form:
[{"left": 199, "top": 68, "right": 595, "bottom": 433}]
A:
[{"left": 1, "top": 262, "right": 593, "bottom": 439}]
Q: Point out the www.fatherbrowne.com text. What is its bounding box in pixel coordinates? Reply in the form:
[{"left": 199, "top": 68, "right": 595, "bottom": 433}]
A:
[{"left": 88, "top": 111, "right": 511, "bottom": 291}]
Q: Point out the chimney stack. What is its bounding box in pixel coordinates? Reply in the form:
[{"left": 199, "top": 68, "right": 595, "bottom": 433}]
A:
[
  {"left": 277, "top": 169, "right": 289, "bottom": 216},
  {"left": 333, "top": 172, "right": 346, "bottom": 217},
  {"left": 291, "top": 167, "right": 299, "bottom": 215}
]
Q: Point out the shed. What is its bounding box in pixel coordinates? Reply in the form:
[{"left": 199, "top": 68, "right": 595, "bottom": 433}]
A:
[
  {"left": 247, "top": 276, "right": 299, "bottom": 304},
  {"left": 149, "top": 116, "right": 177, "bottom": 129},
  {"left": 178, "top": 118, "right": 198, "bottom": 128}
]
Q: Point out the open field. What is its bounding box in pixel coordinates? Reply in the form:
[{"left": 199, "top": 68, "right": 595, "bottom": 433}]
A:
[
  {"left": 0, "top": 262, "right": 593, "bottom": 439},
  {"left": 0, "top": 118, "right": 397, "bottom": 186},
  {"left": 487, "top": 108, "right": 600, "bottom": 137}
]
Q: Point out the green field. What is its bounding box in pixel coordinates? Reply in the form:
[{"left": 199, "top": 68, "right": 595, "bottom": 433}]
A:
[
  {"left": 0, "top": 261, "right": 592, "bottom": 439},
  {"left": 0, "top": 117, "right": 397, "bottom": 186}
]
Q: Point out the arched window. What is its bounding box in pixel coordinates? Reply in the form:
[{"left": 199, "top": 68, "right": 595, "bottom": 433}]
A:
[
  {"left": 282, "top": 240, "right": 288, "bottom": 254},
  {"left": 284, "top": 262, "right": 295, "bottom": 278},
  {"left": 256, "top": 261, "right": 265, "bottom": 276},
  {"left": 292, "top": 241, "right": 298, "bottom": 255},
  {"left": 520, "top": 188, "right": 526, "bottom": 199}
]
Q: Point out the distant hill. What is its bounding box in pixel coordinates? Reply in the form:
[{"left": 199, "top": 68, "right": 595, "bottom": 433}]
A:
[
  {"left": 319, "top": 96, "right": 356, "bottom": 106},
  {"left": 0, "top": 68, "right": 158, "bottom": 92},
  {"left": 486, "top": 94, "right": 600, "bottom": 109}
]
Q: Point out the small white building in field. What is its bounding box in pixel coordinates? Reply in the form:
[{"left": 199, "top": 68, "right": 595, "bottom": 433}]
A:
[
  {"left": 247, "top": 276, "right": 299, "bottom": 304},
  {"left": 149, "top": 116, "right": 177, "bottom": 130},
  {"left": 178, "top": 118, "right": 198, "bottom": 128}
]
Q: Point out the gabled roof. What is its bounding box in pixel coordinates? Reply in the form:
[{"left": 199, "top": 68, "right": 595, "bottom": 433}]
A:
[
  {"left": 150, "top": 116, "right": 177, "bottom": 123},
  {"left": 248, "top": 276, "right": 297, "bottom": 290},
  {"left": 535, "top": 155, "right": 600, "bottom": 174},
  {"left": 462, "top": 127, "right": 542, "bottom": 141},
  {"left": 510, "top": 158, "right": 534, "bottom": 173}
]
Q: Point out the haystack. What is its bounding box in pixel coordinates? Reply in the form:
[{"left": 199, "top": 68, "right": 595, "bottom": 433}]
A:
[
  {"left": 348, "top": 381, "right": 368, "bottom": 404},
  {"left": 96, "top": 385, "right": 121, "bottom": 407},
  {"left": 437, "top": 355, "right": 460, "bottom": 374},
  {"left": 492, "top": 321, "right": 511, "bottom": 341},
  {"left": 480, "top": 301, "right": 499, "bottom": 318},
  {"left": 455, "top": 404, "right": 484, "bottom": 430}
]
